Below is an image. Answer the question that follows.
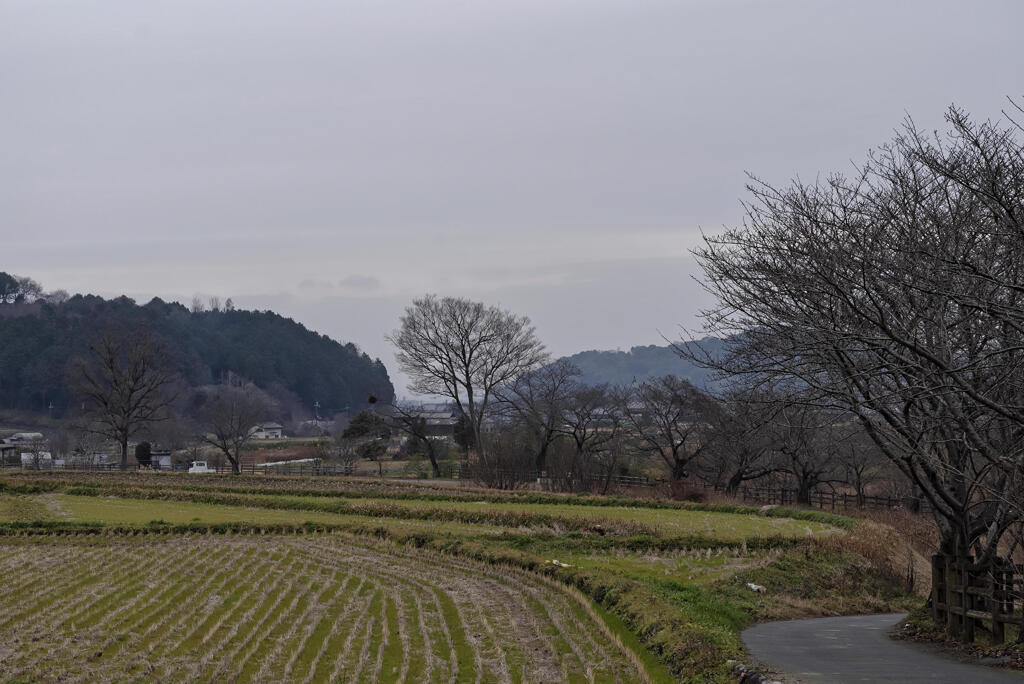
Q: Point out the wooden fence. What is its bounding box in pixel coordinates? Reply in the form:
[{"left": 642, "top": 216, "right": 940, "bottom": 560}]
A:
[
  {"left": 439, "top": 463, "right": 664, "bottom": 488},
  {"left": 931, "top": 554, "right": 1022, "bottom": 643},
  {"left": 710, "top": 483, "right": 930, "bottom": 513}
]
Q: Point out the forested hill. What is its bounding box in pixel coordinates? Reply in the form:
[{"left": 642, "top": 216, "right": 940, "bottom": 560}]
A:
[
  {"left": 0, "top": 295, "right": 394, "bottom": 417},
  {"left": 558, "top": 339, "right": 725, "bottom": 389}
]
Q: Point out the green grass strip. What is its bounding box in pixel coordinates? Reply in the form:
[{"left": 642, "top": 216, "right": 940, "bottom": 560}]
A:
[{"left": 432, "top": 588, "right": 476, "bottom": 683}]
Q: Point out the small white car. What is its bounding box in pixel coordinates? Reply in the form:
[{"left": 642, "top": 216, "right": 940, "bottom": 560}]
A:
[{"left": 188, "top": 461, "right": 216, "bottom": 474}]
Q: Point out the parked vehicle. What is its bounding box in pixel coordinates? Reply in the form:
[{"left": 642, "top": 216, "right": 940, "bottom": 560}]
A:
[{"left": 188, "top": 461, "right": 215, "bottom": 474}]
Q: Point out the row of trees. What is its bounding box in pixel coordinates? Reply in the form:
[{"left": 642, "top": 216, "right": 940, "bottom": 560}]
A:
[
  {"left": 690, "top": 102, "right": 1024, "bottom": 639},
  {"left": 387, "top": 104, "right": 1024, "bottom": 646},
  {"left": 487, "top": 368, "right": 889, "bottom": 498},
  {"left": 0, "top": 272, "right": 68, "bottom": 305},
  {"left": 62, "top": 332, "right": 283, "bottom": 472},
  {"left": 0, "top": 292, "right": 394, "bottom": 416},
  {"left": 385, "top": 295, "right": 889, "bottom": 499}
]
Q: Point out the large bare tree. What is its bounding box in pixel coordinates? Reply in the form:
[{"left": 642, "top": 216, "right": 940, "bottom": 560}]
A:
[
  {"left": 770, "top": 403, "right": 844, "bottom": 506},
  {"left": 622, "top": 375, "right": 712, "bottom": 481},
  {"left": 691, "top": 105, "right": 1024, "bottom": 613},
  {"left": 388, "top": 295, "right": 547, "bottom": 466},
  {"left": 198, "top": 384, "right": 275, "bottom": 473},
  {"left": 696, "top": 387, "right": 781, "bottom": 495},
  {"left": 497, "top": 358, "right": 581, "bottom": 472},
  {"left": 69, "top": 333, "right": 178, "bottom": 469},
  {"left": 553, "top": 383, "right": 627, "bottom": 491}
]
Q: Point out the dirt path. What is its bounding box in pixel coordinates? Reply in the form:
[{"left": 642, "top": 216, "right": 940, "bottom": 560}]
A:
[{"left": 743, "top": 613, "right": 1024, "bottom": 683}]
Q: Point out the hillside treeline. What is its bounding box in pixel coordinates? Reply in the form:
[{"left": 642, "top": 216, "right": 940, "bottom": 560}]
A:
[
  {"left": 558, "top": 339, "right": 725, "bottom": 388},
  {"left": 0, "top": 287, "right": 393, "bottom": 418}
]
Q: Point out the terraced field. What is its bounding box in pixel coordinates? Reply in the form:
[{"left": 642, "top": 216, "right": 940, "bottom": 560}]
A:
[
  {"left": 0, "top": 472, "right": 917, "bottom": 681},
  {"left": 0, "top": 535, "right": 648, "bottom": 683},
  {"left": 0, "top": 492, "right": 839, "bottom": 541}
]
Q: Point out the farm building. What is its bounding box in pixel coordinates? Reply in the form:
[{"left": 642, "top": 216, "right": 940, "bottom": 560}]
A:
[
  {"left": 20, "top": 451, "right": 53, "bottom": 469},
  {"left": 250, "top": 422, "right": 284, "bottom": 439}
]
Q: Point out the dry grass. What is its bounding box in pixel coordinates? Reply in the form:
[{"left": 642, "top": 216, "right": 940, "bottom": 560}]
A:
[{"left": 0, "top": 534, "right": 650, "bottom": 683}]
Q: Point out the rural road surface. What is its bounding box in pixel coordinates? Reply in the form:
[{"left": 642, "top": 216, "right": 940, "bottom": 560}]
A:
[{"left": 743, "top": 613, "right": 1024, "bottom": 683}]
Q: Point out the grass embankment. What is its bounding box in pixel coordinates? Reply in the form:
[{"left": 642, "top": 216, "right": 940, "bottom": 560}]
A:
[
  {"left": 0, "top": 471, "right": 855, "bottom": 527},
  {"left": 0, "top": 473, "right": 918, "bottom": 682}
]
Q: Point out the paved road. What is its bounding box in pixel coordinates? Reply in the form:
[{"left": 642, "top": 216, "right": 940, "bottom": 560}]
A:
[{"left": 743, "top": 613, "right": 1024, "bottom": 683}]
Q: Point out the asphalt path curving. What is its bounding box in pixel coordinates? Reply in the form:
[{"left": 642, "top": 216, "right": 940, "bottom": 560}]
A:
[{"left": 743, "top": 613, "right": 1024, "bottom": 683}]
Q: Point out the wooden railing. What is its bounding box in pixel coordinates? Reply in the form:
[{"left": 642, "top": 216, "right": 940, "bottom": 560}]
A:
[
  {"left": 703, "top": 482, "right": 930, "bottom": 512},
  {"left": 931, "top": 554, "right": 1022, "bottom": 643}
]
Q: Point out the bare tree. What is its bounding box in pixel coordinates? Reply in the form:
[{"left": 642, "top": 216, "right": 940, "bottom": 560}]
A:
[
  {"left": 697, "top": 388, "right": 781, "bottom": 495},
  {"left": 331, "top": 436, "right": 362, "bottom": 474},
  {"left": 836, "top": 426, "right": 889, "bottom": 506},
  {"left": 388, "top": 295, "right": 547, "bottom": 466},
  {"left": 14, "top": 276, "right": 42, "bottom": 303},
  {"left": 198, "top": 384, "right": 275, "bottom": 473},
  {"left": 622, "top": 375, "right": 712, "bottom": 481},
  {"left": 190, "top": 295, "right": 205, "bottom": 313},
  {"left": 0, "top": 273, "right": 43, "bottom": 304},
  {"left": 69, "top": 333, "right": 179, "bottom": 469},
  {"left": 771, "top": 403, "right": 844, "bottom": 506},
  {"left": 497, "top": 359, "right": 581, "bottom": 472},
  {"left": 477, "top": 427, "right": 538, "bottom": 489},
  {"left": 65, "top": 423, "right": 106, "bottom": 467},
  {"left": 387, "top": 402, "right": 446, "bottom": 477},
  {"left": 690, "top": 105, "right": 1024, "bottom": 614},
  {"left": 552, "top": 384, "right": 626, "bottom": 491},
  {"left": 21, "top": 436, "right": 50, "bottom": 470},
  {"left": 341, "top": 410, "right": 391, "bottom": 477},
  {"left": 43, "top": 289, "right": 70, "bottom": 305}
]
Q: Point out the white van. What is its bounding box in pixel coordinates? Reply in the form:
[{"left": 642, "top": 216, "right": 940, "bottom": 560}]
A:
[{"left": 188, "top": 461, "right": 215, "bottom": 474}]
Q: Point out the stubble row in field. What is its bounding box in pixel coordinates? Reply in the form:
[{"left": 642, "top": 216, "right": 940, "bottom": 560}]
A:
[{"left": 0, "top": 534, "right": 650, "bottom": 683}]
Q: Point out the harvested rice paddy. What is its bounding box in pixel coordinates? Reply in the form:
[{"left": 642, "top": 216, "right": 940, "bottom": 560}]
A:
[
  {"left": 0, "top": 472, "right": 913, "bottom": 682},
  {"left": 0, "top": 535, "right": 650, "bottom": 683}
]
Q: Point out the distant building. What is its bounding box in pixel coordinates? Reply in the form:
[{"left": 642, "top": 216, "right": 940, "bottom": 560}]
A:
[
  {"left": 8, "top": 432, "right": 44, "bottom": 442},
  {"left": 151, "top": 449, "right": 173, "bottom": 470},
  {"left": 389, "top": 403, "right": 459, "bottom": 439},
  {"left": 3, "top": 432, "right": 48, "bottom": 467},
  {"left": 250, "top": 422, "right": 284, "bottom": 439},
  {"left": 20, "top": 451, "right": 53, "bottom": 469}
]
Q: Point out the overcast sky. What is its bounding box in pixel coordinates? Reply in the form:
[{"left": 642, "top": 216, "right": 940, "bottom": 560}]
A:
[{"left": 3, "top": 0, "right": 1022, "bottom": 393}]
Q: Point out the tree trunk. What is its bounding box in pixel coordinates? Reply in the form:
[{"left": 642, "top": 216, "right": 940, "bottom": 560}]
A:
[
  {"left": 535, "top": 442, "right": 548, "bottom": 473},
  {"left": 796, "top": 479, "right": 812, "bottom": 506},
  {"left": 119, "top": 437, "right": 129, "bottom": 470},
  {"left": 671, "top": 458, "right": 688, "bottom": 481},
  {"left": 424, "top": 440, "right": 440, "bottom": 477}
]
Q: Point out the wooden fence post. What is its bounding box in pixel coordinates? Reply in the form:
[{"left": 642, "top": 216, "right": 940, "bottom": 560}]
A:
[
  {"left": 962, "top": 560, "right": 975, "bottom": 642},
  {"left": 945, "top": 555, "right": 957, "bottom": 634},
  {"left": 992, "top": 564, "right": 1006, "bottom": 643},
  {"left": 931, "top": 555, "right": 945, "bottom": 623}
]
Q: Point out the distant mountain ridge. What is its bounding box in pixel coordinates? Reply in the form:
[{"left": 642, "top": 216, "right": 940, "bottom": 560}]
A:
[
  {"left": 0, "top": 294, "right": 394, "bottom": 417},
  {"left": 557, "top": 338, "right": 725, "bottom": 389}
]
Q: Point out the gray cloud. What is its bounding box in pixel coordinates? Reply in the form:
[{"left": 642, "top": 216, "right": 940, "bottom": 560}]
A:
[
  {"left": 338, "top": 275, "right": 381, "bottom": 292},
  {"left": 4, "top": 0, "right": 1022, "bottom": 393},
  {"left": 298, "top": 279, "right": 335, "bottom": 291}
]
